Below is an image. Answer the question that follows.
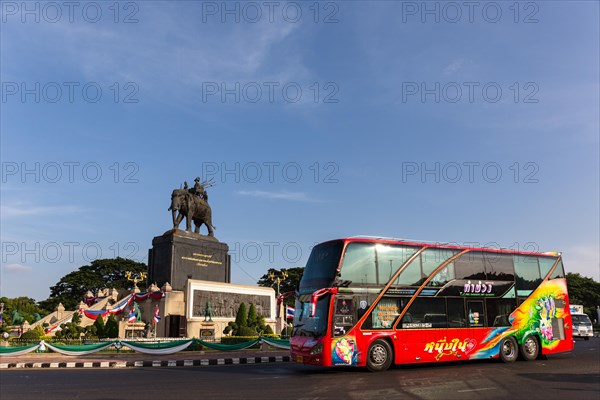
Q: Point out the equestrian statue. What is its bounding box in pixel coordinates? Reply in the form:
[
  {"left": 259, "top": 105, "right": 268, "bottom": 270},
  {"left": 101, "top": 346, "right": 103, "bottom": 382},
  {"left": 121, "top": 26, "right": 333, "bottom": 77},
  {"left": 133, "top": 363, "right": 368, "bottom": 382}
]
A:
[{"left": 169, "top": 177, "right": 216, "bottom": 236}]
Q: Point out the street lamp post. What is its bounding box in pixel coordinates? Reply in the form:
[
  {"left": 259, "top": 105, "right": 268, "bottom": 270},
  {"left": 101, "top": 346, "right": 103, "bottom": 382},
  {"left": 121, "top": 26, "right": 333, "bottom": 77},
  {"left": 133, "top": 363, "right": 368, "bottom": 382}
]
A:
[
  {"left": 268, "top": 270, "right": 288, "bottom": 298},
  {"left": 268, "top": 270, "right": 288, "bottom": 334}
]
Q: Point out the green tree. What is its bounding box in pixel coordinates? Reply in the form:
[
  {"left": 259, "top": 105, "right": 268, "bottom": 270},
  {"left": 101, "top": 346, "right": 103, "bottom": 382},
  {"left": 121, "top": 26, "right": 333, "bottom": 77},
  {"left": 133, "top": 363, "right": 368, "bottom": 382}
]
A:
[
  {"left": 104, "top": 314, "right": 119, "bottom": 338},
  {"left": 223, "top": 321, "right": 237, "bottom": 336},
  {"left": 0, "top": 297, "right": 48, "bottom": 326},
  {"left": 235, "top": 303, "right": 248, "bottom": 328},
  {"left": 21, "top": 325, "right": 45, "bottom": 341},
  {"left": 93, "top": 316, "right": 106, "bottom": 339},
  {"left": 38, "top": 258, "right": 147, "bottom": 311},
  {"left": 566, "top": 273, "right": 600, "bottom": 317},
  {"left": 257, "top": 267, "right": 303, "bottom": 306},
  {"left": 55, "top": 311, "right": 84, "bottom": 340},
  {"left": 247, "top": 303, "right": 258, "bottom": 329}
]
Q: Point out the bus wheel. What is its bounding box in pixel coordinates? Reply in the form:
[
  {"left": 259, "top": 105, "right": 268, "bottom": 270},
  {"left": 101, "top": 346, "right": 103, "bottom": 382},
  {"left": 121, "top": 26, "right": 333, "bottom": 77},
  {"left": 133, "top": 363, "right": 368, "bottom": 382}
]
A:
[
  {"left": 499, "top": 336, "right": 518, "bottom": 363},
  {"left": 519, "top": 336, "right": 539, "bottom": 361},
  {"left": 366, "top": 339, "right": 393, "bottom": 372}
]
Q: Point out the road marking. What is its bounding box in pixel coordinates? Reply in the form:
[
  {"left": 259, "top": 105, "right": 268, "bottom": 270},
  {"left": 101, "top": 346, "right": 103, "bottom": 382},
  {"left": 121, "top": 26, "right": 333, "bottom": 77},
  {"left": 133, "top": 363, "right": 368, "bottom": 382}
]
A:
[{"left": 457, "top": 387, "right": 496, "bottom": 393}]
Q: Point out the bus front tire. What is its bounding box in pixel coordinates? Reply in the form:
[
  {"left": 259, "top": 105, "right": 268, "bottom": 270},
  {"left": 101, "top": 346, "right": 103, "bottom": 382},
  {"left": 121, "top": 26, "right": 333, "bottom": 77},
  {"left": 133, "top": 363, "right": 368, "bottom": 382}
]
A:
[
  {"left": 366, "top": 339, "right": 393, "bottom": 372},
  {"left": 499, "top": 336, "right": 518, "bottom": 363},
  {"left": 519, "top": 336, "right": 539, "bottom": 361}
]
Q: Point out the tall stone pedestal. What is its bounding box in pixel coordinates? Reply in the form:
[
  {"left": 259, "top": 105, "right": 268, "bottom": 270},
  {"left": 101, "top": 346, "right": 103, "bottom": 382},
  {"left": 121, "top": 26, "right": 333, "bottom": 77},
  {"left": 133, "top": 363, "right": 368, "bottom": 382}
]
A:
[{"left": 148, "top": 229, "right": 230, "bottom": 291}]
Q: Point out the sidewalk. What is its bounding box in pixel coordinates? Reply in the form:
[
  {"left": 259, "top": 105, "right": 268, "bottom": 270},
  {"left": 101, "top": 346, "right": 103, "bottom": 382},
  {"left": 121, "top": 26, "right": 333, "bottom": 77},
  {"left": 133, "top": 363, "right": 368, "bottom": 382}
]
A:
[{"left": 0, "top": 348, "right": 291, "bottom": 370}]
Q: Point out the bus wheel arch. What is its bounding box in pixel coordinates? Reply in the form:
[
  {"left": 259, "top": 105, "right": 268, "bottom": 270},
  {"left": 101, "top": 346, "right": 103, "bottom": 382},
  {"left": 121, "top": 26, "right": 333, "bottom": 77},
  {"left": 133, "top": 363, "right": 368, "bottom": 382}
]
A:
[
  {"left": 519, "top": 335, "right": 539, "bottom": 361},
  {"left": 499, "top": 336, "right": 519, "bottom": 363},
  {"left": 366, "top": 338, "right": 394, "bottom": 372}
]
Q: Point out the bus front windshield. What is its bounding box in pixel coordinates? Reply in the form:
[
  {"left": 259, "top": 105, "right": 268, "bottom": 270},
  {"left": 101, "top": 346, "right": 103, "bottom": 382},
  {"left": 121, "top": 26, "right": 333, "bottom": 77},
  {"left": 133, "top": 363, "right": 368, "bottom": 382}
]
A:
[
  {"left": 292, "top": 296, "right": 331, "bottom": 338},
  {"left": 299, "top": 240, "right": 344, "bottom": 293}
]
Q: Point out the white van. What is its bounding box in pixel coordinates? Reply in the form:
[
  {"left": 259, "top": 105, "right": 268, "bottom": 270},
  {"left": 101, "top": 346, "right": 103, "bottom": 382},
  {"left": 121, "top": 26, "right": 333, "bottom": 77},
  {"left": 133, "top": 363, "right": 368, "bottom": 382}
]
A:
[{"left": 571, "top": 313, "right": 593, "bottom": 340}]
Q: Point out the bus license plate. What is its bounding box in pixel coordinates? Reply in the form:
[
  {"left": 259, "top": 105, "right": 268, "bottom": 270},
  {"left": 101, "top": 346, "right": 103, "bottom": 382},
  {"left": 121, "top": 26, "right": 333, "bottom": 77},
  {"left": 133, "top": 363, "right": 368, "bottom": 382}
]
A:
[{"left": 296, "top": 355, "right": 303, "bottom": 363}]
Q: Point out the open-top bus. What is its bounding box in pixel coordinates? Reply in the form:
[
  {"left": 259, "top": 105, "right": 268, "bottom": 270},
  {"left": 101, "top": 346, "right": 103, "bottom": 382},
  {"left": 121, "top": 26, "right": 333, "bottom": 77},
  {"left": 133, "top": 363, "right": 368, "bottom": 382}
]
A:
[{"left": 290, "top": 237, "right": 574, "bottom": 371}]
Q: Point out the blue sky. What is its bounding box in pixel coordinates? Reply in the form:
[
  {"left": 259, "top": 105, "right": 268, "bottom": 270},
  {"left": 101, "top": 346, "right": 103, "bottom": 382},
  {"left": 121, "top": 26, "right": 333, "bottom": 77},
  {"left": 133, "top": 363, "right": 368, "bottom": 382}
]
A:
[{"left": 1, "top": 1, "right": 598, "bottom": 301}]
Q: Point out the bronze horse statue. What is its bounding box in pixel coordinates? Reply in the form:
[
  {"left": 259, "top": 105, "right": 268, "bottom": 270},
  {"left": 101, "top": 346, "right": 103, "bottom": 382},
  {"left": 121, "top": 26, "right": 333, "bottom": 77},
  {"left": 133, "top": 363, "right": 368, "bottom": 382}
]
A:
[{"left": 169, "top": 189, "right": 215, "bottom": 236}]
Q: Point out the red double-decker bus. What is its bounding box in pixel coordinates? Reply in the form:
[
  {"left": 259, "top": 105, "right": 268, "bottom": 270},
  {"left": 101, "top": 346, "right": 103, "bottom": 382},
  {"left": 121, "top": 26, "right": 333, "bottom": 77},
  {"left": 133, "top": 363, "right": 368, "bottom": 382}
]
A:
[{"left": 290, "top": 237, "right": 574, "bottom": 371}]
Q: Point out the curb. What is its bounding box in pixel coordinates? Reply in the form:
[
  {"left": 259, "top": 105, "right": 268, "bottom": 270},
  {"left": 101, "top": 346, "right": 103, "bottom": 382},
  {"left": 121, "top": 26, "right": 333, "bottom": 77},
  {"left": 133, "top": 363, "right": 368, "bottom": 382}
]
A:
[{"left": 0, "top": 355, "right": 291, "bottom": 370}]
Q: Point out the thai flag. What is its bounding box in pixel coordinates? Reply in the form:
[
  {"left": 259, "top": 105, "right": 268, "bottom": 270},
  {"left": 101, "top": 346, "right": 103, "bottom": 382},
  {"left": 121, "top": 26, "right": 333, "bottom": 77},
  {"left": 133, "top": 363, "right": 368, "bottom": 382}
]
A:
[
  {"left": 128, "top": 308, "right": 136, "bottom": 323},
  {"left": 153, "top": 305, "right": 160, "bottom": 324},
  {"left": 286, "top": 305, "right": 295, "bottom": 319},
  {"left": 45, "top": 325, "right": 62, "bottom": 334}
]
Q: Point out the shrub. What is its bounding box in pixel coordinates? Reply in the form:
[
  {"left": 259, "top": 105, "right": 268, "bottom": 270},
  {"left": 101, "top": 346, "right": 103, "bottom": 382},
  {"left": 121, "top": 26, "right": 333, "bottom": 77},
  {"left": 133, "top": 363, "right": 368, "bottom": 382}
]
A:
[
  {"left": 247, "top": 304, "right": 258, "bottom": 329},
  {"left": 220, "top": 336, "right": 261, "bottom": 347},
  {"left": 20, "top": 329, "right": 41, "bottom": 341},
  {"left": 235, "top": 303, "right": 248, "bottom": 327},
  {"left": 237, "top": 326, "right": 256, "bottom": 337},
  {"left": 104, "top": 315, "right": 119, "bottom": 338},
  {"left": 93, "top": 316, "right": 106, "bottom": 339}
]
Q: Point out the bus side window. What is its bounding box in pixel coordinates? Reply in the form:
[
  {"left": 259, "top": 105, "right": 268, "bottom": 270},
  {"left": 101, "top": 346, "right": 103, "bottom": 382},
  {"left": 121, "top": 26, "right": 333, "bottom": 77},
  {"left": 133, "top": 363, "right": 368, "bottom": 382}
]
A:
[
  {"left": 466, "top": 301, "right": 485, "bottom": 327},
  {"left": 447, "top": 298, "right": 466, "bottom": 327},
  {"left": 486, "top": 298, "right": 516, "bottom": 327}
]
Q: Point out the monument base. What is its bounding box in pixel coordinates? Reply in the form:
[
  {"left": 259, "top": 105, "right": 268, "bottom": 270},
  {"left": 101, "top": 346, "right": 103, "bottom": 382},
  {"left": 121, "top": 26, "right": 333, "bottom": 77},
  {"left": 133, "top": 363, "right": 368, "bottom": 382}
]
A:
[{"left": 148, "top": 229, "right": 230, "bottom": 291}]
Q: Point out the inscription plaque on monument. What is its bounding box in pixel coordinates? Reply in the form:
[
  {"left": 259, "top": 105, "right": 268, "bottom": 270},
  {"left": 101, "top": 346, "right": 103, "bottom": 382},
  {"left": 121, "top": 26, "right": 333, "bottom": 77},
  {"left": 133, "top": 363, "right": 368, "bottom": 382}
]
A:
[{"left": 148, "top": 230, "right": 230, "bottom": 290}]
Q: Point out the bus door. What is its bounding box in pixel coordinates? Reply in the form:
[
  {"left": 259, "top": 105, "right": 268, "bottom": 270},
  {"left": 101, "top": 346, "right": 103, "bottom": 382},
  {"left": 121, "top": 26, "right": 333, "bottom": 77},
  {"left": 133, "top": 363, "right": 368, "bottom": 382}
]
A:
[{"left": 332, "top": 296, "right": 356, "bottom": 337}]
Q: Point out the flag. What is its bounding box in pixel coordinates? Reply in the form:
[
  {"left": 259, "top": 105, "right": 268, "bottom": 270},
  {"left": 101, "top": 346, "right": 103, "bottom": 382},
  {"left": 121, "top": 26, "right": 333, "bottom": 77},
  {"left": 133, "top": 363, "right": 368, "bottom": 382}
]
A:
[
  {"left": 153, "top": 305, "right": 160, "bottom": 324},
  {"left": 286, "top": 305, "right": 295, "bottom": 319},
  {"left": 45, "top": 324, "right": 62, "bottom": 334},
  {"left": 128, "top": 308, "right": 136, "bottom": 323}
]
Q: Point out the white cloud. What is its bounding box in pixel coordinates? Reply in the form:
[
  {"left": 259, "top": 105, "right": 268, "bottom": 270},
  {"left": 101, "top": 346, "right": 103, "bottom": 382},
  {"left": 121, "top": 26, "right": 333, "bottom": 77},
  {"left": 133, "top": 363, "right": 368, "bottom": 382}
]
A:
[
  {"left": 3, "top": 6, "right": 305, "bottom": 105},
  {"left": 443, "top": 59, "right": 464, "bottom": 75},
  {"left": 1, "top": 204, "right": 83, "bottom": 218},
  {"left": 2, "top": 263, "right": 33, "bottom": 273},
  {"left": 237, "top": 190, "right": 322, "bottom": 202}
]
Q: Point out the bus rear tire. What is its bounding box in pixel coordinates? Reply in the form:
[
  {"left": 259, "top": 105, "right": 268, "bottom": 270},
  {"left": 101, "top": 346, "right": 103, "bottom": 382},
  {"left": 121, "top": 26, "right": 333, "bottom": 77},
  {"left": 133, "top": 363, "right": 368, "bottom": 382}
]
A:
[
  {"left": 366, "top": 339, "right": 393, "bottom": 372},
  {"left": 519, "top": 336, "right": 539, "bottom": 361},
  {"left": 499, "top": 336, "right": 518, "bottom": 363}
]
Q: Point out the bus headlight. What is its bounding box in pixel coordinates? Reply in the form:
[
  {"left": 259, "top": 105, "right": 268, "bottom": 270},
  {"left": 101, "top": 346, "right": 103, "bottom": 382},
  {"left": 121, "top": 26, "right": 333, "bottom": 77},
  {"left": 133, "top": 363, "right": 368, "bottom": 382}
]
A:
[{"left": 310, "top": 343, "right": 323, "bottom": 355}]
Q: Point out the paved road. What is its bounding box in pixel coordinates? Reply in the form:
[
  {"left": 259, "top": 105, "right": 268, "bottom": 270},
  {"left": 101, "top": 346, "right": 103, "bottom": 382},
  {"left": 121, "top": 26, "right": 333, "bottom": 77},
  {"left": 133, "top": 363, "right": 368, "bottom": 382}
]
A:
[{"left": 1, "top": 339, "right": 598, "bottom": 400}]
